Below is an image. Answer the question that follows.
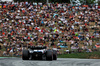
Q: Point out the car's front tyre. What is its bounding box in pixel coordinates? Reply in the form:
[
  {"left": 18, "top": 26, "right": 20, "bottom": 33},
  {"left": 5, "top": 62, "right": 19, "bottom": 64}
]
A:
[{"left": 53, "top": 50, "right": 57, "bottom": 60}]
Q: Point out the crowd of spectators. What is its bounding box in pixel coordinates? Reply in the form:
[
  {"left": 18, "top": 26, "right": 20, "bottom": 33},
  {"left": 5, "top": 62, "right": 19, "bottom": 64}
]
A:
[{"left": 0, "top": 1, "right": 100, "bottom": 56}]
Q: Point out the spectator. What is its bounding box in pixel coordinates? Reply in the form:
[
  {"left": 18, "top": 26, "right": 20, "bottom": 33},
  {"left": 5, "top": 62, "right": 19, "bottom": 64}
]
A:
[{"left": 0, "top": 45, "right": 1, "bottom": 50}]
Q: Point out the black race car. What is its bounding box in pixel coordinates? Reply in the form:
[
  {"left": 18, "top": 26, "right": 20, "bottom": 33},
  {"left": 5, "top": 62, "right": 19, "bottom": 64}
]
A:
[{"left": 22, "top": 46, "right": 57, "bottom": 61}]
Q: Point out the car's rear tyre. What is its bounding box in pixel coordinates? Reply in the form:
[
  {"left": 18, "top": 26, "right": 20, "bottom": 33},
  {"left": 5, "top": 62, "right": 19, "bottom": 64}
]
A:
[
  {"left": 46, "top": 50, "right": 53, "bottom": 61},
  {"left": 22, "top": 50, "right": 29, "bottom": 60},
  {"left": 53, "top": 50, "right": 57, "bottom": 60}
]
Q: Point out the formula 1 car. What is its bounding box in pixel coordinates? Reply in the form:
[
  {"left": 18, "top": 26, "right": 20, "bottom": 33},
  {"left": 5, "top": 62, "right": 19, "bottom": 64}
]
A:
[{"left": 22, "top": 46, "right": 57, "bottom": 61}]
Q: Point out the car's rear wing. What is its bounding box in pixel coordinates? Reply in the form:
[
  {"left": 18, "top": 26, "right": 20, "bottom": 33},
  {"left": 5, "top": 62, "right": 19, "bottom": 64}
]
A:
[{"left": 28, "top": 46, "right": 47, "bottom": 50}]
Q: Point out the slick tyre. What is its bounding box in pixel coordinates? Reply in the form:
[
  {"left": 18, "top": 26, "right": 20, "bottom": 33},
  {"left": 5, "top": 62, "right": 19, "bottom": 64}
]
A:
[
  {"left": 22, "top": 50, "right": 29, "bottom": 60},
  {"left": 46, "top": 50, "right": 53, "bottom": 61},
  {"left": 53, "top": 50, "right": 57, "bottom": 60}
]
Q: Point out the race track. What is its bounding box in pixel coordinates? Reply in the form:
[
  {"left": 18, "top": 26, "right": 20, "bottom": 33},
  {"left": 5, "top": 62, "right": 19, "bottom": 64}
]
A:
[{"left": 0, "top": 58, "right": 100, "bottom": 66}]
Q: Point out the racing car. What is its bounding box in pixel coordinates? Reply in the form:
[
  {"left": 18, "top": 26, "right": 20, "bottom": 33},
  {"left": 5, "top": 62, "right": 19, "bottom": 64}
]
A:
[{"left": 22, "top": 46, "right": 57, "bottom": 61}]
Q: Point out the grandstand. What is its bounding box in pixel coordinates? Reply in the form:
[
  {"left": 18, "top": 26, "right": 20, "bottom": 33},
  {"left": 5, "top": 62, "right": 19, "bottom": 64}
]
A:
[{"left": 0, "top": 1, "right": 100, "bottom": 57}]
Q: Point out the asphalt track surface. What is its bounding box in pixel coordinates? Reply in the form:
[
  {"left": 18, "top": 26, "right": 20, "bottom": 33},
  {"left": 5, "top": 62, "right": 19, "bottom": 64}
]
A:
[{"left": 0, "top": 58, "right": 100, "bottom": 66}]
